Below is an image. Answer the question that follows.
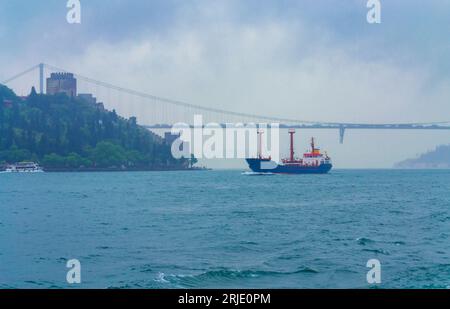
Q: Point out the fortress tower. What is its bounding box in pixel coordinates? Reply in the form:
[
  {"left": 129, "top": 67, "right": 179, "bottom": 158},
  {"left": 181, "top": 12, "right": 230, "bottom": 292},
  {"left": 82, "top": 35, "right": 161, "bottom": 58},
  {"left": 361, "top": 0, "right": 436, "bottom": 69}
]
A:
[{"left": 46, "top": 72, "right": 77, "bottom": 97}]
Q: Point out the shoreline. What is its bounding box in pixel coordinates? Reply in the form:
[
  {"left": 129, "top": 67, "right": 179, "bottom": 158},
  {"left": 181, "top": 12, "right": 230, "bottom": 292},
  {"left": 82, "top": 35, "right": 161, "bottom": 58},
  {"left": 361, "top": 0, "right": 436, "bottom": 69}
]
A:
[
  {"left": 0, "top": 167, "right": 211, "bottom": 173},
  {"left": 44, "top": 167, "right": 211, "bottom": 173}
]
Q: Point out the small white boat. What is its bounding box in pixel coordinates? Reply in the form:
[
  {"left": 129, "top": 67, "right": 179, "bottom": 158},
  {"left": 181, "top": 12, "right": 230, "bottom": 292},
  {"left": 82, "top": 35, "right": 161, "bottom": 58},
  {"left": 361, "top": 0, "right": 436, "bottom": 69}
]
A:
[{"left": 5, "top": 162, "right": 44, "bottom": 173}]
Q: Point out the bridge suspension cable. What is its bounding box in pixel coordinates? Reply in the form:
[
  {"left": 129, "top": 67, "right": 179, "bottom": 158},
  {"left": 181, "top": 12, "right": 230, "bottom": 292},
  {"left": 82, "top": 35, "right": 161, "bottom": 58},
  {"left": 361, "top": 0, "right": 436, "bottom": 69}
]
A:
[
  {"left": 2, "top": 64, "right": 40, "bottom": 84},
  {"left": 43, "top": 63, "right": 327, "bottom": 125},
  {"left": 3, "top": 63, "right": 450, "bottom": 127},
  {"left": 42, "top": 63, "right": 450, "bottom": 127}
]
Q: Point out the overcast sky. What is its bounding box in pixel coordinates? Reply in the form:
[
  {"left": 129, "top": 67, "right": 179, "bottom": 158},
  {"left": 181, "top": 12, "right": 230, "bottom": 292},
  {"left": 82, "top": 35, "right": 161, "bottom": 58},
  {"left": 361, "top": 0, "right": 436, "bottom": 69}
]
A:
[{"left": 1, "top": 0, "right": 450, "bottom": 168}]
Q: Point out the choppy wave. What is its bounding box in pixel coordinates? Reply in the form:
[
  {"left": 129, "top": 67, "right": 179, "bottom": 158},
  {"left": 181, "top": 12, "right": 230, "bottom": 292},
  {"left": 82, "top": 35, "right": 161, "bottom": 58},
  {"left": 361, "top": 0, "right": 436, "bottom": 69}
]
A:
[
  {"left": 356, "top": 237, "right": 375, "bottom": 246},
  {"left": 2, "top": 169, "right": 450, "bottom": 288},
  {"left": 154, "top": 267, "right": 319, "bottom": 287},
  {"left": 241, "top": 171, "right": 275, "bottom": 176},
  {"left": 361, "top": 248, "right": 390, "bottom": 255},
  {"left": 389, "top": 263, "right": 450, "bottom": 288}
]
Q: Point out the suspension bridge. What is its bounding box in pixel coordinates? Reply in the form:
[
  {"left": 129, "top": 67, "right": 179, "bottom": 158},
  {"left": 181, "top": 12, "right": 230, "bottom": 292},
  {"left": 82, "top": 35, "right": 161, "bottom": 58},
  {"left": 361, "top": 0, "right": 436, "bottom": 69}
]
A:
[{"left": 3, "top": 63, "right": 450, "bottom": 144}]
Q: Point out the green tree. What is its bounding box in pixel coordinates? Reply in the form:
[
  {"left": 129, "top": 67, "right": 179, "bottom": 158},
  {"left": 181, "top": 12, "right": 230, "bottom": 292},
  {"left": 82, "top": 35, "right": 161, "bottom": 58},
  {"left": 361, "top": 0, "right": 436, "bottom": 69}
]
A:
[
  {"left": 0, "top": 84, "right": 188, "bottom": 170},
  {"left": 65, "top": 152, "right": 92, "bottom": 168},
  {"left": 0, "top": 146, "right": 32, "bottom": 163},
  {"left": 41, "top": 153, "right": 65, "bottom": 168},
  {"left": 90, "top": 141, "right": 127, "bottom": 168}
]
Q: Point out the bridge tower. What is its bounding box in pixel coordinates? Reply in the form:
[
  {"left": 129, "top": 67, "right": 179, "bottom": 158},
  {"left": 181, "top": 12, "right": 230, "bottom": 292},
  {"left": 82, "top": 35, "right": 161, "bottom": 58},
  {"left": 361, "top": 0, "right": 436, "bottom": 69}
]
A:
[
  {"left": 339, "top": 126, "right": 345, "bottom": 144},
  {"left": 39, "top": 63, "right": 44, "bottom": 94}
]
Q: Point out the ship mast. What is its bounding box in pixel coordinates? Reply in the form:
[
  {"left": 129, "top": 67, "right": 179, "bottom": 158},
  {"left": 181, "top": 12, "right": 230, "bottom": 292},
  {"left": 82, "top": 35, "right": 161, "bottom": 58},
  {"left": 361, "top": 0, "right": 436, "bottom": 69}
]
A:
[
  {"left": 258, "top": 129, "right": 264, "bottom": 159},
  {"left": 311, "top": 137, "right": 315, "bottom": 152},
  {"left": 289, "top": 129, "right": 295, "bottom": 162}
]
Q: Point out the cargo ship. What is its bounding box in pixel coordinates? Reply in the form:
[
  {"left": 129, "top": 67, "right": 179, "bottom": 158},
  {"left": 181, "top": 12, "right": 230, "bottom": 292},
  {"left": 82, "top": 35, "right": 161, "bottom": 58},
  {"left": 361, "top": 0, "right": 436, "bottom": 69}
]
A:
[{"left": 246, "top": 129, "right": 332, "bottom": 174}]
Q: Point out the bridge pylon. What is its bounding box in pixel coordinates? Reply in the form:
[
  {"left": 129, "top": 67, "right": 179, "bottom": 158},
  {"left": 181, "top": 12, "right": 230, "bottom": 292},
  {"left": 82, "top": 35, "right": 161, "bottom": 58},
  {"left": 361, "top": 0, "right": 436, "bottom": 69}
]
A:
[
  {"left": 339, "top": 126, "right": 345, "bottom": 144},
  {"left": 39, "top": 63, "right": 44, "bottom": 94}
]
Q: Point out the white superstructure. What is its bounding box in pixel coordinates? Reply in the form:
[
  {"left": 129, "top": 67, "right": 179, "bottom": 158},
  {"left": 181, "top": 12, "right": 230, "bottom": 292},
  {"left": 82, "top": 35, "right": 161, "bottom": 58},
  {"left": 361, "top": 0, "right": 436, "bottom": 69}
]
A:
[{"left": 5, "top": 162, "right": 44, "bottom": 173}]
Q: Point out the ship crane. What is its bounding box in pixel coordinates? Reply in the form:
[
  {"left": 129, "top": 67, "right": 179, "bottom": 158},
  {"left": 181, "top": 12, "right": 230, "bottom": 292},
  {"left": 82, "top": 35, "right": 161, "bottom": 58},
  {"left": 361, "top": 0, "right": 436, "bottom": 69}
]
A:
[
  {"left": 288, "top": 129, "right": 296, "bottom": 162},
  {"left": 258, "top": 129, "right": 263, "bottom": 159}
]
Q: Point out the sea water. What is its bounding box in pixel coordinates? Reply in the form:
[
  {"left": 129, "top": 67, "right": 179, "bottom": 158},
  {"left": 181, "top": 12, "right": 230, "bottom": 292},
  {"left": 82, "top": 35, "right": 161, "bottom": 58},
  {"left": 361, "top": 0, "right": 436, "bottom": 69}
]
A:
[{"left": 0, "top": 170, "right": 449, "bottom": 288}]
